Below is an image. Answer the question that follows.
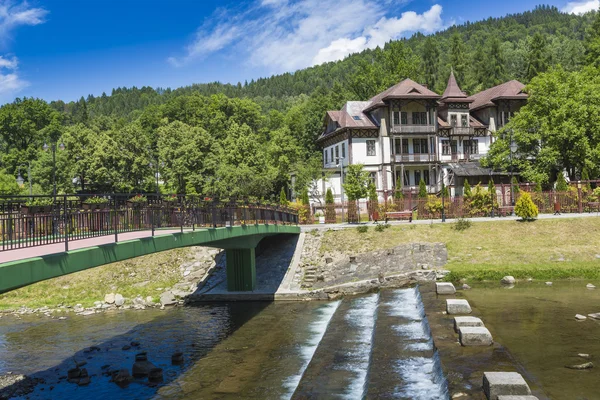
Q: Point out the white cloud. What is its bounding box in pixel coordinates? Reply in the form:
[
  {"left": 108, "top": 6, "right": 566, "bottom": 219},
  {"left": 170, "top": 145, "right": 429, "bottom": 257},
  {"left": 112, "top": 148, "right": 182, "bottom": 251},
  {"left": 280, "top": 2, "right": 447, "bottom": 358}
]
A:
[
  {"left": 0, "top": 0, "right": 48, "bottom": 37},
  {"left": 562, "top": 0, "right": 599, "bottom": 14},
  {"left": 0, "top": 1, "right": 47, "bottom": 99},
  {"left": 169, "top": 1, "right": 445, "bottom": 73}
]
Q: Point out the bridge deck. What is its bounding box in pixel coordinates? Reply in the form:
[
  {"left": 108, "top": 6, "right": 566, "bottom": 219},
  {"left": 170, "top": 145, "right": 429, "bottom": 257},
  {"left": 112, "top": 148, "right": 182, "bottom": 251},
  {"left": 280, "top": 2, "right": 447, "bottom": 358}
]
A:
[{"left": 0, "top": 229, "right": 188, "bottom": 265}]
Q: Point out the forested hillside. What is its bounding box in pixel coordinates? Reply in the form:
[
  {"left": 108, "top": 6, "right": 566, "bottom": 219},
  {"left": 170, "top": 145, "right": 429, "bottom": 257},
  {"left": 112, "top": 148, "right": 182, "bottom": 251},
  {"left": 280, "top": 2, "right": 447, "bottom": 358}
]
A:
[{"left": 0, "top": 5, "right": 598, "bottom": 197}]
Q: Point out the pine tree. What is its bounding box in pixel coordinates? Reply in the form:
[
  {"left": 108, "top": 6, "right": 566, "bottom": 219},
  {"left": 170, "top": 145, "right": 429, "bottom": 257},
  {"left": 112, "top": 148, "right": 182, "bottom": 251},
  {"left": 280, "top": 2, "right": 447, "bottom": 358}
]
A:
[
  {"left": 449, "top": 33, "right": 468, "bottom": 87},
  {"left": 279, "top": 187, "right": 288, "bottom": 206},
  {"left": 418, "top": 179, "right": 428, "bottom": 198},
  {"left": 526, "top": 32, "right": 549, "bottom": 81},
  {"left": 534, "top": 181, "right": 543, "bottom": 193},
  {"left": 464, "top": 180, "right": 472, "bottom": 197},
  {"left": 394, "top": 176, "right": 404, "bottom": 200},
  {"left": 325, "top": 188, "right": 334, "bottom": 204},
  {"left": 485, "top": 37, "right": 505, "bottom": 87},
  {"left": 422, "top": 37, "right": 440, "bottom": 89},
  {"left": 555, "top": 172, "right": 568, "bottom": 191},
  {"left": 301, "top": 188, "right": 310, "bottom": 205},
  {"left": 584, "top": 11, "right": 600, "bottom": 67}
]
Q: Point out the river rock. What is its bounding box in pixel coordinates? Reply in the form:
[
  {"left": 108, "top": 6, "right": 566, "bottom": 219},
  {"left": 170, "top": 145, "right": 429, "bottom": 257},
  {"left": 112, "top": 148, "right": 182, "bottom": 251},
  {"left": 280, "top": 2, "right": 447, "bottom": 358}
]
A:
[
  {"left": 462, "top": 284, "right": 471, "bottom": 290},
  {"left": 133, "top": 296, "right": 145, "bottom": 306},
  {"left": 78, "top": 310, "right": 95, "bottom": 316},
  {"left": 586, "top": 283, "right": 596, "bottom": 289},
  {"left": 160, "top": 291, "right": 177, "bottom": 306},
  {"left": 588, "top": 313, "right": 600, "bottom": 320},
  {"left": 115, "top": 294, "right": 125, "bottom": 307},
  {"left": 501, "top": 276, "right": 516, "bottom": 285},
  {"left": 575, "top": 314, "right": 587, "bottom": 320},
  {"left": 565, "top": 362, "right": 594, "bottom": 370},
  {"left": 112, "top": 369, "right": 133, "bottom": 387},
  {"left": 104, "top": 293, "right": 116, "bottom": 304},
  {"left": 132, "top": 360, "right": 158, "bottom": 378},
  {"left": 78, "top": 376, "right": 91, "bottom": 386},
  {"left": 578, "top": 353, "right": 592, "bottom": 359},
  {"left": 483, "top": 372, "right": 532, "bottom": 399},
  {"left": 446, "top": 299, "right": 472, "bottom": 315},
  {"left": 545, "top": 282, "right": 553, "bottom": 286},
  {"left": 146, "top": 296, "right": 154, "bottom": 305}
]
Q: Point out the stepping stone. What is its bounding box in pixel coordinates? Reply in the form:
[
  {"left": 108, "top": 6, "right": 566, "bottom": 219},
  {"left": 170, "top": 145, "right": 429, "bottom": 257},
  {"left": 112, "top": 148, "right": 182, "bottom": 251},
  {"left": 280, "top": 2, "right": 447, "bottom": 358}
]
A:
[
  {"left": 446, "top": 299, "right": 472, "bottom": 315},
  {"left": 436, "top": 282, "right": 456, "bottom": 294},
  {"left": 483, "top": 372, "right": 531, "bottom": 400},
  {"left": 454, "top": 316, "right": 484, "bottom": 332},
  {"left": 497, "top": 397, "right": 539, "bottom": 400},
  {"left": 459, "top": 326, "right": 493, "bottom": 346}
]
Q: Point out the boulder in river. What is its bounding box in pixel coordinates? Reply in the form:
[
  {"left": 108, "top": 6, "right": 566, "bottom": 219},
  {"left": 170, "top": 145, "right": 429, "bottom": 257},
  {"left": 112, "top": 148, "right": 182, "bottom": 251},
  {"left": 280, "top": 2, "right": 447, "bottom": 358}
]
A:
[
  {"left": 545, "top": 282, "right": 553, "bottom": 286},
  {"left": 115, "top": 294, "right": 125, "bottom": 307},
  {"left": 586, "top": 283, "right": 596, "bottom": 289},
  {"left": 112, "top": 369, "right": 133, "bottom": 387},
  {"left": 501, "top": 276, "right": 516, "bottom": 285},
  {"left": 160, "top": 291, "right": 177, "bottom": 306},
  {"left": 104, "top": 293, "right": 116, "bottom": 304},
  {"left": 578, "top": 353, "right": 592, "bottom": 359},
  {"left": 132, "top": 360, "right": 158, "bottom": 378}
]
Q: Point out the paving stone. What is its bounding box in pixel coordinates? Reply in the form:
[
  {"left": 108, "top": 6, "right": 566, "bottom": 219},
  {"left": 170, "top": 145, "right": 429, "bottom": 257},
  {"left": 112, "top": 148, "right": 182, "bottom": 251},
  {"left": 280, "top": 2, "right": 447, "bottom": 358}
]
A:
[
  {"left": 446, "top": 299, "right": 472, "bottom": 315},
  {"left": 454, "top": 316, "right": 484, "bottom": 332},
  {"left": 459, "top": 326, "right": 493, "bottom": 346},
  {"left": 436, "top": 282, "right": 456, "bottom": 294},
  {"left": 483, "top": 372, "right": 531, "bottom": 400}
]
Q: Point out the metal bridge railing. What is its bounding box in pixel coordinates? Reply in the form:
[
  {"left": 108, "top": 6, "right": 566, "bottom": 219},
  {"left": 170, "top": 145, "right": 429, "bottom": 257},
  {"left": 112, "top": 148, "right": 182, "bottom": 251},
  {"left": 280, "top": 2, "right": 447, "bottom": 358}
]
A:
[{"left": 0, "top": 194, "right": 299, "bottom": 253}]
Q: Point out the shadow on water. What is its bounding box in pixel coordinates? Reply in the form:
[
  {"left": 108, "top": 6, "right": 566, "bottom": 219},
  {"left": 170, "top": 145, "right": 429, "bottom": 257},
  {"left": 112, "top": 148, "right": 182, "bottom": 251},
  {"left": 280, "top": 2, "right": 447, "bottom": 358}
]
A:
[
  {"left": 0, "top": 301, "right": 270, "bottom": 399},
  {"left": 0, "top": 233, "right": 301, "bottom": 399}
]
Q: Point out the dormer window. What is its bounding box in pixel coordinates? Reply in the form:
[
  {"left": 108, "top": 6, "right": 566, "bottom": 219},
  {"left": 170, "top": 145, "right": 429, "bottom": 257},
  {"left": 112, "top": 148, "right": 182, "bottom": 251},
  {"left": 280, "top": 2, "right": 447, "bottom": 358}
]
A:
[
  {"left": 352, "top": 116, "right": 361, "bottom": 120},
  {"left": 461, "top": 115, "right": 468, "bottom": 127},
  {"left": 450, "top": 115, "right": 457, "bottom": 127}
]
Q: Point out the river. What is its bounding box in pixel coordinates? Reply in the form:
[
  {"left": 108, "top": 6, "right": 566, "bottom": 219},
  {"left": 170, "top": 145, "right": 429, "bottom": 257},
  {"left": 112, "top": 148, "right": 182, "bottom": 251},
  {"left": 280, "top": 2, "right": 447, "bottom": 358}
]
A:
[{"left": 0, "top": 288, "right": 448, "bottom": 399}]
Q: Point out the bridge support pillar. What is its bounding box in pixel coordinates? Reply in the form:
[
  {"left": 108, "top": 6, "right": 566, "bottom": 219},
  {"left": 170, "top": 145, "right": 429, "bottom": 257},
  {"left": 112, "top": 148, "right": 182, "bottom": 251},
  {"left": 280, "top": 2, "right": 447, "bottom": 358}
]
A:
[{"left": 225, "top": 248, "right": 256, "bottom": 291}]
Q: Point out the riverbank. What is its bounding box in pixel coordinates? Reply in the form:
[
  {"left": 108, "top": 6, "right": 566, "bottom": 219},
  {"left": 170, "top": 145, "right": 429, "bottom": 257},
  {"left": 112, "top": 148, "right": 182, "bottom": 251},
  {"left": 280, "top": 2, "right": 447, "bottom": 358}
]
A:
[{"left": 319, "top": 217, "right": 600, "bottom": 282}]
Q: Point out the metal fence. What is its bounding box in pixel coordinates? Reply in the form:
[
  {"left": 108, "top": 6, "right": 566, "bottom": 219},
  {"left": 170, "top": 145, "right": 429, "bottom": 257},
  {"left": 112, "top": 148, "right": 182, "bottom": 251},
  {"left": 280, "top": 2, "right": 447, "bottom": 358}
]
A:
[{"left": 0, "top": 194, "right": 298, "bottom": 252}]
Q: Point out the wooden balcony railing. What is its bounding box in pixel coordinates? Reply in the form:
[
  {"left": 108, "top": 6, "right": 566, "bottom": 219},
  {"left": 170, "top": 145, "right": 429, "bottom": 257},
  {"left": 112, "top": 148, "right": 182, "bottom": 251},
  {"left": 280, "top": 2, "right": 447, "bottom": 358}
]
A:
[
  {"left": 394, "top": 153, "right": 438, "bottom": 163},
  {"left": 391, "top": 125, "right": 437, "bottom": 134}
]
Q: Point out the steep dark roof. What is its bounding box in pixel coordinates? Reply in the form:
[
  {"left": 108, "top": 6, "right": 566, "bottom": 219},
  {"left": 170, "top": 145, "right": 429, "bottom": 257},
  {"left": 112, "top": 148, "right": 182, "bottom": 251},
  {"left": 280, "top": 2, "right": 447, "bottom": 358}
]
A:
[
  {"left": 365, "top": 78, "right": 440, "bottom": 111},
  {"left": 319, "top": 101, "right": 377, "bottom": 141},
  {"left": 441, "top": 71, "right": 468, "bottom": 100},
  {"left": 469, "top": 80, "right": 527, "bottom": 111}
]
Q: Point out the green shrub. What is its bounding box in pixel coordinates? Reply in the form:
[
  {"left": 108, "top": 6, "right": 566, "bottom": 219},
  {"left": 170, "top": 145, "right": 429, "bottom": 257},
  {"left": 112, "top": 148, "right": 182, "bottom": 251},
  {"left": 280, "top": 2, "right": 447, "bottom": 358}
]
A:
[
  {"left": 374, "top": 223, "right": 385, "bottom": 232},
  {"left": 463, "top": 180, "right": 472, "bottom": 197},
  {"left": 425, "top": 195, "right": 443, "bottom": 214},
  {"left": 356, "top": 225, "right": 369, "bottom": 233},
  {"left": 279, "top": 187, "right": 288, "bottom": 206},
  {"left": 84, "top": 196, "right": 109, "bottom": 204},
  {"left": 556, "top": 172, "right": 569, "bottom": 191},
  {"left": 453, "top": 218, "right": 472, "bottom": 231},
  {"left": 515, "top": 192, "right": 539, "bottom": 221},
  {"left": 418, "top": 179, "right": 427, "bottom": 198}
]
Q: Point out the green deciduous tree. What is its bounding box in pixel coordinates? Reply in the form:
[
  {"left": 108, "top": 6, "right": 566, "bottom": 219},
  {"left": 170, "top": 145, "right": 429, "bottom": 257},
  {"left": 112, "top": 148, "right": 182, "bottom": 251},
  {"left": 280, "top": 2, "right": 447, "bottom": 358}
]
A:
[{"left": 343, "top": 164, "right": 370, "bottom": 201}]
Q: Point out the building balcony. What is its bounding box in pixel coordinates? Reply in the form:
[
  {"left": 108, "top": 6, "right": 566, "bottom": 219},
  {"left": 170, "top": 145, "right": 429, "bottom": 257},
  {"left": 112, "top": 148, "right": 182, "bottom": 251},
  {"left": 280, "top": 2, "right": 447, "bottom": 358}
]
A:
[
  {"left": 394, "top": 153, "right": 439, "bottom": 163},
  {"left": 391, "top": 124, "right": 437, "bottom": 134},
  {"left": 442, "top": 152, "right": 485, "bottom": 163},
  {"left": 451, "top": 127, "right": 474, "bottom": 136}
]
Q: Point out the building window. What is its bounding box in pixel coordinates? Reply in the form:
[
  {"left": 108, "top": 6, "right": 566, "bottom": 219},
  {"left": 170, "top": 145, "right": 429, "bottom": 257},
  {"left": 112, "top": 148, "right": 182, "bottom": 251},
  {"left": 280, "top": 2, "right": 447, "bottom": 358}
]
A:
[
  {"left": 330, "top": 148, "right": 334, "bottom": 162},
  {"left": 341, "top": 143, "right": 346, "bottom": 159},
  {"left": 442, "top": 140, "right": 450, "bottom": 155},
  {"left": 403, "top": 170, "right": 410, "bottom": 186},
  {"left": 450, "top": 114, "right": 457, "bottom": 127},
  {"left": 401, "top": 112, "right": 408, "bottom": 125},
  {"left": 413, "top": 139, "right": 428, "bottom": 154},
  {"left": 367, "top": 140, "right": 376, "bottom": 156},
  {"left": 464, "top": 139, "right": 479, "bottom": 154},
  {"left": 412, "top": 112, "right": 427, "bottom": 125},
  {"left": 461, "top": 115, "right": 468, "bottom": 127},
  {"left": 394, "top": 139, "right": 401, "bottom": 154},
  {"left": 324, "top": 149, "right": 328, "bottom": 164},
  {"left": 369, "top": 172, "right": 377, "bottom": 187},
  {"left": 414, "top": 170, "right": 421, "bottom": 184},
  {"left": 402, "top": 139, "right": 409, "bottom": 154},
  {"left": 393, "top": 111, "right": 400, "bottom": 125},
  {"left": 451, "top": 140, "right": 458, "bottom": 154},
  {"left": 335, "top": 145, "right": 339, "bottom": 161},
  {"left": 423, "top": 170, "right": 430, "bottom": 185}
]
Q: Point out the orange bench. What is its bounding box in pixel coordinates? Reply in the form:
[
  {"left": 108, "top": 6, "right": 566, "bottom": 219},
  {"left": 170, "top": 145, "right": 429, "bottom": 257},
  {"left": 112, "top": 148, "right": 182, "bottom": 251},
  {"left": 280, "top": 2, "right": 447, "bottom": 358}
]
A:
[{"left": 385, "top": 211, "right": 413, "bottom": 223}]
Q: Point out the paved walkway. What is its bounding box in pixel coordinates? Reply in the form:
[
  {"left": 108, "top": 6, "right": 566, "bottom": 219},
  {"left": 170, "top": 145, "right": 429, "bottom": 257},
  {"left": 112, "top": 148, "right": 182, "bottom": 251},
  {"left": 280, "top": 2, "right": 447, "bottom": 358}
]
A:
[
  {"left": 301, "top": 212, "right": 600, "bottom": 231},
  {"left": 0, "top": 229, "right": 191, "bottom": 265}
]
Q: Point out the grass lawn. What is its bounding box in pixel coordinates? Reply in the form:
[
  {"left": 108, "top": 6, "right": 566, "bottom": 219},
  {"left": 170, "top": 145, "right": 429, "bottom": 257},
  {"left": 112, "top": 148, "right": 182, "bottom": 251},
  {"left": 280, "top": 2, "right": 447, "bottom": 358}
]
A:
[
  {"left": 319, "top": 217, "right": 600, "bottom": 281},
  {"left": 0, "top": 248, "right": 195, "bottom": 310}
]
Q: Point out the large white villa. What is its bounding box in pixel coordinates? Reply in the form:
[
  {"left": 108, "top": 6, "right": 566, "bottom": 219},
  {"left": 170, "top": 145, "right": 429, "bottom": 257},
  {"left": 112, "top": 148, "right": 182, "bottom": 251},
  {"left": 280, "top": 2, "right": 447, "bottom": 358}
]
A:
[{"left": 302, "top": 73, "right": 528, "bottom": 205}]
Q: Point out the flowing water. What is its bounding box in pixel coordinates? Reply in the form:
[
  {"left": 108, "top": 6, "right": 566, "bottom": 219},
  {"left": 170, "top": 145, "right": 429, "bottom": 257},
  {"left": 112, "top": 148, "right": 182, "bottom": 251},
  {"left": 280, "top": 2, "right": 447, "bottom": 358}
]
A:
[{"left": 0, "top": 287, "right": 448, "bottom": 399}]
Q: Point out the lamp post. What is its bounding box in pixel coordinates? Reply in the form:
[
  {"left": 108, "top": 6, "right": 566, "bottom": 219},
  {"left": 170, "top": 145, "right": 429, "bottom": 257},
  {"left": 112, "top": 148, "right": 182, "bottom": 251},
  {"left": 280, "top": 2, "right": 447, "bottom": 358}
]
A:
[
  {"left": 509, "top": 130, "right": 518, "bottom": 215},
  {"left": 336, "top": 156, "right": 345, "bottom": 223},
  {"left": 441, "top": 181, "right": 446, "bottom": 223},
  {"left": 16, "top": 163, "right": 32, "bottom": 197},
  {"left": 42, "top": 140, "right": 65, "bottom": 198},
  {"left": 489, "top": 170, "right": 494, "bottom": 218}
]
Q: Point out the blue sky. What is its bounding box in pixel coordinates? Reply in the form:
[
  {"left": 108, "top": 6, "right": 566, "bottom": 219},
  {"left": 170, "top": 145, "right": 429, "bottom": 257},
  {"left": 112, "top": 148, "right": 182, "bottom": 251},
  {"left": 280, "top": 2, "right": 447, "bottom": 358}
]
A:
[{"left": 0, "top": 0, "right": 598, "bottom": 104}]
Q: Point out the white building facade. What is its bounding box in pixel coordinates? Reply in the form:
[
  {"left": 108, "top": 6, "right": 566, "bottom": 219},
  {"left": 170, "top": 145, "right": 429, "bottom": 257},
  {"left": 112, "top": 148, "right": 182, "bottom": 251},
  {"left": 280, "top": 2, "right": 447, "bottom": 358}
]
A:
[{"left": 309, "top": 74, "right": 528, "bottom": 205}]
